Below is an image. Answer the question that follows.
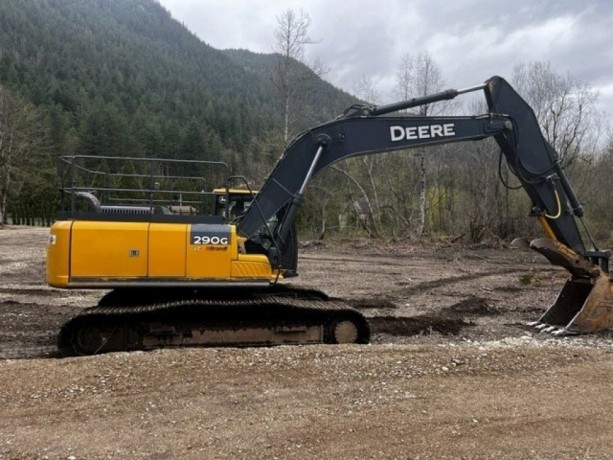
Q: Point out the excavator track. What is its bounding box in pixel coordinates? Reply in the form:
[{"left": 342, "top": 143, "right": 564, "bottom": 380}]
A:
[{"left": 58, "top": 286, "right": 370, "bottom": 356}]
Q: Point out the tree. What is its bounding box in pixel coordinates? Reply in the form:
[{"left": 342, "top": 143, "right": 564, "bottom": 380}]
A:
[
  {"left": 392, "top": 52, "right": 446, "bottom": 236},
  {"left": 0, "top": 84, "right": 44, "bottom": 224},
  {"left": 344, "top": 75, "right": 383, "bottom": 237},
  {"left": 271, "top": 8, "right": 320, "bottom": 142},
  {"left": 570, "top": 135, "right": 613, "bottom": 246},
  {"left": 395, "top": 54, "right": 436, "bottom": 112},
  {"left": 352, "top": 75, "right": 380, "bottom": 106},
  {"left": 512, "top": 62, "right": 602, "bottom": 167}
]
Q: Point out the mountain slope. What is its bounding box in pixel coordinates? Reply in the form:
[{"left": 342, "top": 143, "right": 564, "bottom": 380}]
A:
[
  {"left": 0, "top": 0, "right": 359, "bottom": 221},
  {"left": 223, "top": 48, "right": 358, "bottom": 129},
  {"left": 0, "top": 0, "right": 356, "bottom": 160}
]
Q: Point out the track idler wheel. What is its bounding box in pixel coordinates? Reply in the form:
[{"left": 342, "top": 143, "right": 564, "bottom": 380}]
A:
[
  {"left": 325, "top": 315, "right": 370, "bottom": 344},
  {"left": 329, "top": 320, "right": 359, "bottom": 343},
  {"left": 73, "top": 323, "right": 118, "bottom": 355},
  {"left": 58, "top": 317, "right": 134, "bottom": 356}
]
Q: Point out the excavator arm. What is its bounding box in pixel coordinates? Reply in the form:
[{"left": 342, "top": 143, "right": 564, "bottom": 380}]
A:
[
  {"left": 238, "top": 76, "right": 612, "bottom": 335},
  {"left": 239, "top": 77, "right": 589, "bottom": 263}
]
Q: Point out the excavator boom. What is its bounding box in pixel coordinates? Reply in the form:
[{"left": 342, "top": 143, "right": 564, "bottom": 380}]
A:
[{"left": 239, "top": 77, "right": 586, "bottom": 252}]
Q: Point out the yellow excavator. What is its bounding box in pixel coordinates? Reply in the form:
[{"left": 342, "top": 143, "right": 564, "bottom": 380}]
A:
[{"left": 47, "top": 76, "right": 613, "bottom": 355}]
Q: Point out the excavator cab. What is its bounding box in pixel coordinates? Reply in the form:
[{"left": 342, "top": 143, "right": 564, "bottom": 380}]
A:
[{"left": 212, "top": 187, "right": 256, "bottom": 221}]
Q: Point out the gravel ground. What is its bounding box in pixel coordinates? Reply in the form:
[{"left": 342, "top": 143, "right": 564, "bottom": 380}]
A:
[{"left": 0, "top": 226, "right": 611, "bottom": 459}]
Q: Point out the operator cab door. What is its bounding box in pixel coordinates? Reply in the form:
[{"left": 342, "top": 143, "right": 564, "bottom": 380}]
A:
[{"left": 213, "top": 189, "right": 256, "bottom": 222}]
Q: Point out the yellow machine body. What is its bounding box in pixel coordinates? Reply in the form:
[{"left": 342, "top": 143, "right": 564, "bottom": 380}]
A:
[{"left": 47, "top": 220, "right": 277, "bottom": 288}]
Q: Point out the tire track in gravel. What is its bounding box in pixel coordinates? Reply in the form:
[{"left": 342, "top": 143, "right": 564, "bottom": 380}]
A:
[{"left": 387, "top": 267, "right": 528, "bottom": 297}]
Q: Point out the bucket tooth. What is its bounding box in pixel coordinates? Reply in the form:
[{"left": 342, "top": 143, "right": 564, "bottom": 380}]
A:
[{"left": 552, "top": 328, "right": 577, "bottom": 337}]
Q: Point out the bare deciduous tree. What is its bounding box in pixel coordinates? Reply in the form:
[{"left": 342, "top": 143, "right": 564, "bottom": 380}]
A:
[
  {"left": 0, "top": 85, "right": 44, "bottom": 224},
  {"left": 345, "top": 75, "right": 384, "bottom": 236},
  {"left": 393, "top": 52, "right": 446, "bottom": 236},
  {"left": 512, "top": 61, "right": 602, "bottom": 166},
  {"left": 271, "top": 9, "right": 321, "bottom": 142},
  {"left": 352, "top": 75, "right": 380, "bottom": 106}
]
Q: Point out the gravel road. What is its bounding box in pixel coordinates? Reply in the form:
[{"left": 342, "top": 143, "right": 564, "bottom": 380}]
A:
[{"left": 0, "top": 226, "right": 611, "bottom": 459}]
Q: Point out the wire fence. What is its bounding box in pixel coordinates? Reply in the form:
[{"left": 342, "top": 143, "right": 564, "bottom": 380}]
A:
[{"left": 5, "top": 214, "right": 54, "bottom": 227}]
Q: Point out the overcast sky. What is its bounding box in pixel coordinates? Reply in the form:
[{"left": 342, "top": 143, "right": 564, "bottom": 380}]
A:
[{"left": 157, "top": 0, "right": 613, "bottom": 127}]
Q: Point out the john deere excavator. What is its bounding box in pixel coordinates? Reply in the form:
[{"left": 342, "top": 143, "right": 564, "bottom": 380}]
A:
[{"left": 47, "top": 76, "right": 613, "bottom": 355}]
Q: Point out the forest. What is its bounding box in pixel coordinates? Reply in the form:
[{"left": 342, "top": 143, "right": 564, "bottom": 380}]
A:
[{"left": 0, "top": 0, "right": 611, "bottom": 248}]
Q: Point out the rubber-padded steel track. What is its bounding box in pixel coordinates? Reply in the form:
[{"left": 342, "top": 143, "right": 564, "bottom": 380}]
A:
[{"left": 58, "top": 286, "right": 370, "bottom": 355}]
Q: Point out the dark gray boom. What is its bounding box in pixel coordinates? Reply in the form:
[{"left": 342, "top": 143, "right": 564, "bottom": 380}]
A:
[{"left": 237, "top": 76, "right": 600, "bottom": 273}]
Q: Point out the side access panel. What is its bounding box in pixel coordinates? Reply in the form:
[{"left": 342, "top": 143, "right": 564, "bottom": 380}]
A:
[
  {"left": 148, "top": 223, "right": 187, "bottom": 277},
  {"left": 186, "top": 224, "right": 234, "bottom": 278},
  {"left": 70, "top": 221, "right": 149, "bottom": 278}
]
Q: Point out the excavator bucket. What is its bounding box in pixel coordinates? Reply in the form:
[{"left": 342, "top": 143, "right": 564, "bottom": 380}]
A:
[
  {"left": 524, "top": 238, "right": 613, "bottom": 335},
  {"left": 530, "top": 272, "right": 613, "bottom": 335}
]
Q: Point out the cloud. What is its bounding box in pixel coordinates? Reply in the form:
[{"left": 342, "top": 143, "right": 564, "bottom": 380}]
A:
[{"left": 158, "top": 0, "right": 613, "bottom": 123}]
